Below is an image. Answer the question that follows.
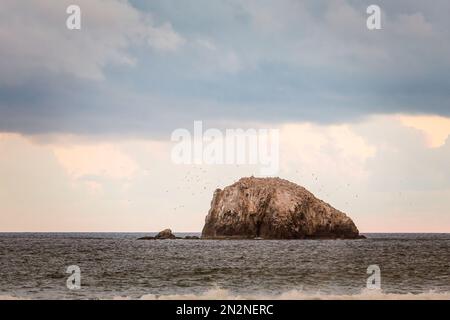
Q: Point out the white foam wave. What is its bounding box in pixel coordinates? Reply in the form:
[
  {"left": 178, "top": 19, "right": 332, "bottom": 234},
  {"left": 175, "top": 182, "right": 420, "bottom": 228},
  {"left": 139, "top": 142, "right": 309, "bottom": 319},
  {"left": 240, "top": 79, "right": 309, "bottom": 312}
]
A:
[
  {"left": 134, "top": 288, "right": 450, "bottom": 300},
  {"left": 0, "top": 295, "right": 27, "bottom": 300},
  {"left": 2, "top": 289, "right": 450, "bottom": 300}
]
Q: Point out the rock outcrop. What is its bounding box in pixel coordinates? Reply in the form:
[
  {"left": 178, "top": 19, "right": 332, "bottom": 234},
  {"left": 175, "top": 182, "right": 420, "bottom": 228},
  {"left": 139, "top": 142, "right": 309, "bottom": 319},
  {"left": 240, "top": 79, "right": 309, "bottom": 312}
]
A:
[
  {"left": 155, "top": 228, "right": 176, "bottom": 239},
  {"left": 201, "top": 177, "right": 363, "bottom": 239},
  {"left": 138, "top": 228, "right": 177, "bottom": 240},
  {"left": 184, "top": 235, "right": 200, "bottom": 239}
]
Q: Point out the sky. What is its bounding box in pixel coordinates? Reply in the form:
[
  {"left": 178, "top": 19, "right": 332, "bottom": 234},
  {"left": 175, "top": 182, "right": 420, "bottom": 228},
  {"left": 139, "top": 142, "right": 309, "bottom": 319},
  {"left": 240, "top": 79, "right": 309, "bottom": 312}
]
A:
[{"left": 1, "top": 0, "right": 450, "bottom": 232}]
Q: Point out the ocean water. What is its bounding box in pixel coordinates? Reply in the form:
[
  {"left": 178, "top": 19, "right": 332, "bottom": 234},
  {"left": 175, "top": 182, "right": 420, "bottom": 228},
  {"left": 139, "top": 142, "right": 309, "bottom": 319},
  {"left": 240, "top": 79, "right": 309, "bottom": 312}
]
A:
[{"left": 0, "top": 233, "right": 449, "bottom": 300}]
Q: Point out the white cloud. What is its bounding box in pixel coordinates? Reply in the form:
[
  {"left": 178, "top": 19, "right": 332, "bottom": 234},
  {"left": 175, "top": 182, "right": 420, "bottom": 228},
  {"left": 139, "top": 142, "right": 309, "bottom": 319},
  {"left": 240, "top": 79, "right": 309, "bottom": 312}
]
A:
[
  {"left": 398, "top": 114, "right": 450, "bottom": 148},
  {"left": 52, "top": 143, "right": 138, "bottom": 180},
  {"left": 280, "top": 122, "right": 376, "bottom": 181},
  {"left": 144, "top": 22, "right": 185, "bottom": 51},
  {"left": 393, "top": 13, "right": 433, "bottom": 37},
  {"left": 0, "top": 0, "right": 185, "bottom": 83},
  {"left": 237, "top": 0, "right": 450, "bottom": 73},
  {"left": 2, "top": 117, "right": 450, "bottom": 232}
]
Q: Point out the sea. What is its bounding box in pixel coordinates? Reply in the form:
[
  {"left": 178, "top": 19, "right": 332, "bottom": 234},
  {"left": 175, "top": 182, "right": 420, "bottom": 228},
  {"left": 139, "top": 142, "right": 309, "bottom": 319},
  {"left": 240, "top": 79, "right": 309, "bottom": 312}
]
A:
[{"left": 0, "top": 233, "right": 449, "bottom": 300}]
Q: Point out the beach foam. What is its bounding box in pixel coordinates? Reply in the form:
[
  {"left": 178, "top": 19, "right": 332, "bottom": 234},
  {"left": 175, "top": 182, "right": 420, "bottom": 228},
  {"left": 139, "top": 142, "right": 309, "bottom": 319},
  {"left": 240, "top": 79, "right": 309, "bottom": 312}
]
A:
[
  {"left": 134, "top": 288, "right": 450, "bottom": 300},
  {"left": 2, "top": 289, "right": 450, "bottom": 300}
]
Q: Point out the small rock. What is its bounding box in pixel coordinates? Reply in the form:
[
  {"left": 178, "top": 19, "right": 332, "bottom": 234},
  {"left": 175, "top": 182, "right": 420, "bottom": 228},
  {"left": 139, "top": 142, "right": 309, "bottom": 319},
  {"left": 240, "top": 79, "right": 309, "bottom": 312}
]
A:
[
  {"left": 137, "top": 236, "right": 155, "bottom": 240},
  {"left": 184, "top": 236, "right": 200, "bottom": 240},
  {"left": 155, "top": 228, "right": 176, "bottom": 239}
]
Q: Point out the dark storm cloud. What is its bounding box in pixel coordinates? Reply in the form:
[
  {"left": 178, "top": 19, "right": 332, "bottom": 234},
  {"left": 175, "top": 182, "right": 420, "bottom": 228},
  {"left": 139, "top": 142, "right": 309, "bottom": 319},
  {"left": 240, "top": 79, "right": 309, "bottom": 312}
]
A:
[{"left": 1, "top": 0, "right": 450, "bottom": 136}]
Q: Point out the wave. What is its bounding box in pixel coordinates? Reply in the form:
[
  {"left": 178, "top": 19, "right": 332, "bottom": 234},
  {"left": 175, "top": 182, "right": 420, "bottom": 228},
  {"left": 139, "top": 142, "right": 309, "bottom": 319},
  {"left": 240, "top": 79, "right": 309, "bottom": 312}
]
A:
[
  {"left": 2, "top": 289, "right": 450, "bottom": 300},
  {"left": 133, "top": 288, "right": 450, "bottom": 300},
  {"left": 0, "top": 295, "right": 27, "bottom": 300}
]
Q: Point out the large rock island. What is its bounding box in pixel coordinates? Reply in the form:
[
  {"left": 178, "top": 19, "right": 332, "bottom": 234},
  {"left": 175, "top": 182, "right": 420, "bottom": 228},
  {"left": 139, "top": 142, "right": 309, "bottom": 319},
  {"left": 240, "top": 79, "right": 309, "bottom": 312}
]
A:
[{"left": 201, "top": 177, "right": 363, "bottom": 239}]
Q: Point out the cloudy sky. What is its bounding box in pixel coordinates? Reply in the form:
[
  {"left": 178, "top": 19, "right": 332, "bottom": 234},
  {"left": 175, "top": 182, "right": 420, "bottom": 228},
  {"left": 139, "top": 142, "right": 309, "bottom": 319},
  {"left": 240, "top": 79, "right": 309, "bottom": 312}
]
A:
[{"left": 1, "top": 0, "right": 450, "bottom": 232}]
